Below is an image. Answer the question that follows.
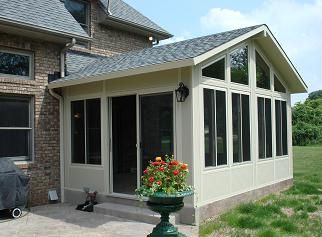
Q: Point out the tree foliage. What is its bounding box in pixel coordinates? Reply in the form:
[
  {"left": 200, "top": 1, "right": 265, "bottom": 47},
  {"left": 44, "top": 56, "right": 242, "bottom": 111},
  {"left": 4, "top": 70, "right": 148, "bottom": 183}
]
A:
[
  {"left": 308, "top": 90, "right": 322, "bottom": 100},
  {"left": 292, "top": 98, "right": 322, "bottom": 145}
]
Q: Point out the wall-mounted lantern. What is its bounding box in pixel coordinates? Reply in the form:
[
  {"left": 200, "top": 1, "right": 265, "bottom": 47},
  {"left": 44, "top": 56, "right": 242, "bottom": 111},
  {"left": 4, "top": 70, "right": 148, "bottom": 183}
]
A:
[{"left": 175, "top": 82, "right": 189, "bottom": 102}]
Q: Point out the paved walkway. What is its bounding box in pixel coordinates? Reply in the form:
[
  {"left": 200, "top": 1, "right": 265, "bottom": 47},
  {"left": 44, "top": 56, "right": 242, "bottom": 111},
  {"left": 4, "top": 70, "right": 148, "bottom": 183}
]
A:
[{"left": 0, "top": 203, "right": 198, "bottom": 237}]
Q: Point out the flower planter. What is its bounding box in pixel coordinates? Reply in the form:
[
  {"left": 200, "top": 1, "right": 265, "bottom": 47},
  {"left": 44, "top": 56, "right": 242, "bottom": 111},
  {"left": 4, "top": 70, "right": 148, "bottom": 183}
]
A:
[{"left": 147, "top": 190, "right": 193, "bottom": 237}]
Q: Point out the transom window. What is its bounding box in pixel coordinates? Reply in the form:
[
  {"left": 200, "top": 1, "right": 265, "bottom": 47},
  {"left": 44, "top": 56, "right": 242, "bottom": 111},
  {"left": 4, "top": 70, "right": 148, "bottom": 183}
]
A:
[
  {"left": 275, "top": 100, "right": 288, "bottom": 156},
  {"left": 64, "top": 0, "right": 89, "bottom": 32},
  {"left": 256, "top": 51, "right": 270, "bottom": 90},
  {"left": 202, "top": 58, "right": 225, "bottom": 80},
  {"left": 257, "top": 97, "right": 272, "bottom": 159},
  {"left": 203, "top": 88, "right": 227, "bottom": 167},
  {"left": 0, "top": 48, "right": 33, "bottom": 79},
  {"left": 71, "top": 98, "right": 101, "bottom": 165},
  {"left": 232, "top": 93, "right": 250, "bottom": 163},
  {"left": 274, "top": 75, "right": 286, "bottom": 93},
  {"left": 0, "top": 96, "right": 33, "bottom": 160},
  {"left": 230, "top": 46, "right": 249, "bottom": 85}
]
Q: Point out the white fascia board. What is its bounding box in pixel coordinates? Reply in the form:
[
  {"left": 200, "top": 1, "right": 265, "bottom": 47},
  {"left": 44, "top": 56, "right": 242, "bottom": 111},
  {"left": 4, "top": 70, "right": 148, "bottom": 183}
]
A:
[
  {"left": 193, "top": 25, "right": 267, "bottom": 65},
  {"left": 48, "top": 58, "right": 194, "bottom": 89}
]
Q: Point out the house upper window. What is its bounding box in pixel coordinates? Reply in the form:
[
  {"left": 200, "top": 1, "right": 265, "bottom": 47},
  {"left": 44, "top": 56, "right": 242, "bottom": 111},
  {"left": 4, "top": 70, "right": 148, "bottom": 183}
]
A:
[
  {"left": 203, "top": 88, "right": 227, "bottom": 167},
  {"left": 71, "top": 98, "right": 101, "bottom": 165},
  {"left": 258, "top": 97, "right": 272, "bottom": 159},
  {"left": 0, "top": 49, "right": 33, "bottom": 79},
  {"left": 232, "top": 93, "right": 250, "bottom": 163},
  {"left": 256, "top": 51, "right": 270, "bottom": 90},
  {"left": 275, "top": 100, "right": 288, "bottom": 156},
  {"left": 64, "top": 0, "right": 89, "bottom": 32},
  {"left": 274, "top": 75, "right": 286, "bottom": 93},
  {"left": 202, "top": 58, "right": 225, "bottom": 80},
  {"left": 0, "top": 97, "right": 33, "bottom": 161},
  {"left": 230, "top": 46, "right": 249, "bottom": 85}
]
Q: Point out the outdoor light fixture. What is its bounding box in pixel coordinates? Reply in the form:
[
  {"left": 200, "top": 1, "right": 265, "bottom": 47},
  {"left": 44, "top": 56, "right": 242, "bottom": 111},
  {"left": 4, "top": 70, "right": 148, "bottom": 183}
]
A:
[{"left": 175, "top": 82, "right": 189, "bottom": 102}]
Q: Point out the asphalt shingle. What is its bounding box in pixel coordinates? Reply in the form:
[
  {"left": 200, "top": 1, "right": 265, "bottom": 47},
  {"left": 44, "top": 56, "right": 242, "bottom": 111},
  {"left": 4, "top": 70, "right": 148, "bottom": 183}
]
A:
[
  {"left": 0, "top": 0, "right": 89, "bottom": 38},
  {"left": 53, "top": 25, "right": 262, "bottom": 83},
  {"left": 99, "top": 0, "right": 171, "bottom": 36}
]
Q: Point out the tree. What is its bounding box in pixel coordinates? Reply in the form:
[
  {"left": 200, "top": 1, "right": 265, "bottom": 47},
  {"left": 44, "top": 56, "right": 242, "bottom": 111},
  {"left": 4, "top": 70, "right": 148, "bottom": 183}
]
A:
[
  {"left": 308, "top": 90, "right": 322, "bottom": 100},
  {"left": 292, "top": 98, "right": 322, "bottom": 145}
]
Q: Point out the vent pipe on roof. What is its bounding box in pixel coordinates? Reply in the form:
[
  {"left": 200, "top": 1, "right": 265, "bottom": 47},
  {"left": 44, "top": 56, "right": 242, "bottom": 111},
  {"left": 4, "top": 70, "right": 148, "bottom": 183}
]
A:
[{"left": 106, "top": 0, "right": 112, "bottom": 15}]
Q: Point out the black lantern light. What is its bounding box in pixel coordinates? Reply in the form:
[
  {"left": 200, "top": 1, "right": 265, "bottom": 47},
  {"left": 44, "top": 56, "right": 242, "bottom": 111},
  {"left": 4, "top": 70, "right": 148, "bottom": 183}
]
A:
[{"left": 175, "top": 82, "right": 189, "bottom": 102}]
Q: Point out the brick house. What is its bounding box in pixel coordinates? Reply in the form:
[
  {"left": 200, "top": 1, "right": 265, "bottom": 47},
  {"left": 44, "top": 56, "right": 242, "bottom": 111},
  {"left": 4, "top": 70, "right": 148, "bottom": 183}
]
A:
[{"left": 1, "top": 0, "right": 306, "bottom": 225}]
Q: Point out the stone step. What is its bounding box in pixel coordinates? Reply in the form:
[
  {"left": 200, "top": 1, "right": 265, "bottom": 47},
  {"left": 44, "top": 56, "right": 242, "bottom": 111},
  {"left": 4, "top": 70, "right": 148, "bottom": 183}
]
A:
[{"left": 94, "top": 202, "right": 177, "bottom": 225}]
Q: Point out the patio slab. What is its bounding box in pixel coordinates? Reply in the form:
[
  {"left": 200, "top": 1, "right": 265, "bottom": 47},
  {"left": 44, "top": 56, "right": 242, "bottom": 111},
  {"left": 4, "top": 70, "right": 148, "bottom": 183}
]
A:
[{"left": 0, "top": 203, "right": 198, "bottom": 237}]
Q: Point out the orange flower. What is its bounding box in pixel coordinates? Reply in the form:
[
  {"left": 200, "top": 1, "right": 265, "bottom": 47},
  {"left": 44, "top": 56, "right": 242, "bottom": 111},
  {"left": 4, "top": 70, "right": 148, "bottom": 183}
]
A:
[
  {"left": 181, "top": 164, "right": 188, "bottom": 170},
  {"left": 170, "top": 160, "right": 179, "bottom": 165},
  {"left": 155, "top": 157, "right": 162, "bottom": 161},
  {"left": 173, "top": 170, "right": 179, "bottom": 176}
]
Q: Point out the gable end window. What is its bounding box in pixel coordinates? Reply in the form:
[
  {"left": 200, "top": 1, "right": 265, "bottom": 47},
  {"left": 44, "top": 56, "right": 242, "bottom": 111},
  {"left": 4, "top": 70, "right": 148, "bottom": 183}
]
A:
[
  {"left": 71, "top": 98, "right": 101, "bottom": 165},
  {"left": 203, "top": 88, "right": 227, "bottom": 167},
  {"left": 202, "top": 58, "right": 225, "bottom": 80},
  {"left": 0, "top": 96, "right": 33, "bottom": 161},
  {"left": 257, "top": 97, "right": 272, "bottom": 159},
  {"left": 275, "top": 100, "right": 288, "bottom": 156},
  {"left": 0, "top": 49, "right": 33, "bottom": 79},
  {"left": 274, "top": 75, "right": 286, "bottom": 93},
  {"left": 232, "top": 93, "right": 250, "bottom": 163},
  {"left": 230, "top": 46, "right": 249, "bottom": 85},
  {"left": 64, "top": 0, "right": 89, "bottom": 32},
  {"left": 256, "top": 51, "right": 270, "bottom": 90}
]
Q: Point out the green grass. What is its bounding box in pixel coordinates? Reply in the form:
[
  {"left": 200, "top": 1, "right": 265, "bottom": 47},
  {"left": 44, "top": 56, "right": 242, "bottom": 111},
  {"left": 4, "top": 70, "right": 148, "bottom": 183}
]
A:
[{"left": 199, "top": 146, "right": 322, "bottom": 237}]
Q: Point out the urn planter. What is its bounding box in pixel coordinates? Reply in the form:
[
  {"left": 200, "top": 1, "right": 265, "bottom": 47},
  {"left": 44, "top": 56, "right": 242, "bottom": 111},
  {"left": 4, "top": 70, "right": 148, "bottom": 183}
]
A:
[{"left": 146, "top": 190, "right": 193, "bottom": 237}]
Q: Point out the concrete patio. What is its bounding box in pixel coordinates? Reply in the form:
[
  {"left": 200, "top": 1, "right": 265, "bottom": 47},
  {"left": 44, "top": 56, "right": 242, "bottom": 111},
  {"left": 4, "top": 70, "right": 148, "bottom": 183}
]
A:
[{"left": 0, "top": 203, "right": 198, "bottom": 237}]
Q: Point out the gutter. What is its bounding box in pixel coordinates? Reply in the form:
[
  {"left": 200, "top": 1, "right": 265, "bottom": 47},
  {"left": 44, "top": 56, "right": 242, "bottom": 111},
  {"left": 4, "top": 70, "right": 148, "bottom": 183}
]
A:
[{"left": 48, "top": 38, "right": 76, "bottom": 202}]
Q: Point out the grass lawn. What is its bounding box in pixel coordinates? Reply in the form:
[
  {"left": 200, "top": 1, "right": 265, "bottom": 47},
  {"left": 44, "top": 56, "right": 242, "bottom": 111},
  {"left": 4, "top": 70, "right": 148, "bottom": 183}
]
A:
[{"left": 199, "top": 146, "right": 322, "bottom": 237}]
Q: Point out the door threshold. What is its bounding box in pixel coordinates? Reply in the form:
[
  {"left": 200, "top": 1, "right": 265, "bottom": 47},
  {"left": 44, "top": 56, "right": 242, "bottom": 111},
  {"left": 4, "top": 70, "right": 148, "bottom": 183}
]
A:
[{"left": 106, "top": 192, "right": 146, "bottom": 201}]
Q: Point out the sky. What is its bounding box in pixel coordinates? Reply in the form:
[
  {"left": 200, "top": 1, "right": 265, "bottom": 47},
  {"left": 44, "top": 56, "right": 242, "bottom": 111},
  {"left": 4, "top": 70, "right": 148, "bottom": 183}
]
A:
[{"left": 125, "top": 0, "right": 322, "bottom": 104}]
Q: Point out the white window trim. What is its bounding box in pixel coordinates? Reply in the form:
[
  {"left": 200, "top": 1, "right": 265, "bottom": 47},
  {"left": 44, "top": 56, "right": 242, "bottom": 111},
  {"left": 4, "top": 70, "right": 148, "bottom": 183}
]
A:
[
  {"left": 201, "top": 85, "right": 229, "bottom": 170},
  {"left": 201, "top": 55, "right": 227, "bottom": 82},
  {"left": 0, "top": 47, "right": 34, "bottom": 80},
  {"left": 274, "top": 98, "right": 288, "bottom": 158},
  {"left": 255, "top": 49, "right": 271, "bottom": 91},
  {"left": 0, "top": 96, "right": 34, "bottom": 161}
]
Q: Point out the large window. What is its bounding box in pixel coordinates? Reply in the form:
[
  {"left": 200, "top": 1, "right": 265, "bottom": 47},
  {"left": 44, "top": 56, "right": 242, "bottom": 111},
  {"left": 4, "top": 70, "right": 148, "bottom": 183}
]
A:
[
  {"left": 230, "top": 46, "right": 249, "bottom": 85},
  {"left": 0, "top": 49, "right": 33, "bottom": 79},
  {"left": 202, "top": 58, "right": 225, "bottom": 80},
  {"left": 274, "top": 75, "right": 286, "bottom": 93},
  {"left": 203, "top": 89, "right": 227, "bottom": 167},
  {"left": 275, "top": 100, "right": 288, "bottom": 156},
  {"left": 64, "top": 0, "right": 89, "bottom": 32},
  {"left": 0, "top": 97, "right": 33, "bottom": 160},
  {"left": 257, "top": 97, "right": 272, "bottom": 159},
  {"left": 256, "top": 51, "right": 270, "bottom": 90},
  {"left": 71, "top": 98, "right": 101, "bottom": 164},
  {"left": 232, "top": 93, "right": 250, "bottom": 163}
]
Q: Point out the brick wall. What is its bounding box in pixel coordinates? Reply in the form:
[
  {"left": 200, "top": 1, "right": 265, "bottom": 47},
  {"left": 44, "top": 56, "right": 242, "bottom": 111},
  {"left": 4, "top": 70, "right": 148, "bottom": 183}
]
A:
[
  {"left": 72, "top": 0, "right": 152, "bottom": 56},
  {"left": 0, "top": 33, "right": 61, "bottom": 206}
]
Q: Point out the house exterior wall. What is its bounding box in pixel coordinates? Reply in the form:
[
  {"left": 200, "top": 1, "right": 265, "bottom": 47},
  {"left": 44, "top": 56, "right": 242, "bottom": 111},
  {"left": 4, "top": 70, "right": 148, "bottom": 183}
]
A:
[
  {"left": 193, "top": 39, "right": 293, "bottom": 223},
  {"left": 61, "top": 68, "right": 194, "bottom": 217},
  {"left": 0, "top": 33, "right": 61, "bottom": 206},
  {"left": 72, "top": 0, "right": 152, "bottom": 56}
]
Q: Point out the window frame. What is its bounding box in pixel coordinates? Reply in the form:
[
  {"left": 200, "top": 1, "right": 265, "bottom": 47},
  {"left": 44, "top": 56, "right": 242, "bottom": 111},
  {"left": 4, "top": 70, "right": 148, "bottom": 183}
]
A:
[
  {"left": 255, "top": 49, "right": 271, "bottom": 90},
  {"left": 0, "top": 47, "right": 34, "bottom": 80},
  {"left": 70, "top": 97, "right": 102, "bottom": 166},
  {"left": 201, "top": 56, "right": 227, "bottom": 82},
  {"left": 273, "top": 74, "right": 287, "bottom": 94},
  {"left": 0, "top": 96, "right": 34, "bottom": 161},
  {"left": 64, "top": 0, "right": 90, "bottom": 33},
  {"left": 275, "top": 99, "right": 288, "bottom": 158},
  {"left": 201, "top": 85, "right": 229, "bottom": 171},
  {"left": 231, "top": 90, "right": 252, "bottom": 164},
  {"left": 229, "top": 43, "right": 250, "bottom": 87},
  {"left": 256, "top": 95, "right": 273, "bottom": 160}
]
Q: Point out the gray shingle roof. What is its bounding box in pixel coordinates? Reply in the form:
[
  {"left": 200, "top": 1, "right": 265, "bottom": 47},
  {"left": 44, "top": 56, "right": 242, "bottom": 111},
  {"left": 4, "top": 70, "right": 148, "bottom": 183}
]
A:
[
  {"left": 52, "top": 25, "right": 262, "bottom": 84},
  {"left": 66, "top": 50, "right": 106, "bottom": 75},
  {"left": 0, "top": 0, "right": 89, "bottom": 39},
  {"left": 99, "top": 0, "right": 171, "bottom": 36}
]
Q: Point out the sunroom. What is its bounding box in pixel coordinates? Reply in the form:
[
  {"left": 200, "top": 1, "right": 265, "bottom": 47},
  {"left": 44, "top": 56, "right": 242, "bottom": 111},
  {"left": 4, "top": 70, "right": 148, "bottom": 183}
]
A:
[{"left": 48, "top": 25, "right": 307, "bottom": 225}]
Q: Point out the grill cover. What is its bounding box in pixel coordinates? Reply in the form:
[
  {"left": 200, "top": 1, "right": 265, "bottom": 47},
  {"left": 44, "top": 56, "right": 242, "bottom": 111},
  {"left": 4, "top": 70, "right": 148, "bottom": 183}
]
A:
[{"left": 0, "top": 158, "right": 30, "bottom": 210}]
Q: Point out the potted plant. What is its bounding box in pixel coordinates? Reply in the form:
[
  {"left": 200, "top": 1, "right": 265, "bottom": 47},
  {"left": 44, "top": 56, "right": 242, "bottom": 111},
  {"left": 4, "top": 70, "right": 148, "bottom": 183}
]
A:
[{"left": 136, "top": 155, "right": 193, "bottom": 237}]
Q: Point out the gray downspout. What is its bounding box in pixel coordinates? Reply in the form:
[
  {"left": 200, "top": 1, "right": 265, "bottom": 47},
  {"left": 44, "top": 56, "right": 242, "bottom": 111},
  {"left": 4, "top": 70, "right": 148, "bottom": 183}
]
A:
[{"left": 49, "top": 38, "right": 76, "bottom": 202}]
